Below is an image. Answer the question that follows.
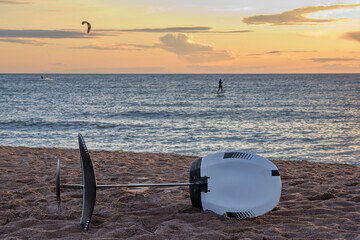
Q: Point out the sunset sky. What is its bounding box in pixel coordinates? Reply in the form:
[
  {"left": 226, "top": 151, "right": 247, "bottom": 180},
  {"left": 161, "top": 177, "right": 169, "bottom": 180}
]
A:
[{"left": 0, "top": 0, "right": 359, "bottom": 73}]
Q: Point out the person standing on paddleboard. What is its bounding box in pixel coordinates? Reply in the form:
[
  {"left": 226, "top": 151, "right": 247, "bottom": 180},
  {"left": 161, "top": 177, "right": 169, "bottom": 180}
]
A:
[{"left": 217, "top": 79, "right": 224, "bottom": 93}]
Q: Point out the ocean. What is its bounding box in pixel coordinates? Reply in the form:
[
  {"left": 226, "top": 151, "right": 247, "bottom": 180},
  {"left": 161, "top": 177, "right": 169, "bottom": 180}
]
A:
[{"left": 0, "top": 74, "right": 359, "bottom": 165}]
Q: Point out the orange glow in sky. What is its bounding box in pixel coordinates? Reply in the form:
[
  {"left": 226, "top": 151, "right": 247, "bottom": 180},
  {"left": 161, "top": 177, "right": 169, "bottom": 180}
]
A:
[{"left": 0, "top": 0, "right": 359, "bottom": 73}]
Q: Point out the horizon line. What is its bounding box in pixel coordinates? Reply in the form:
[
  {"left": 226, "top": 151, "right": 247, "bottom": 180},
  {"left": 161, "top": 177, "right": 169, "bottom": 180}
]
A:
[{"left": 1, "top": 72, "right": 360, "bottom": 75}]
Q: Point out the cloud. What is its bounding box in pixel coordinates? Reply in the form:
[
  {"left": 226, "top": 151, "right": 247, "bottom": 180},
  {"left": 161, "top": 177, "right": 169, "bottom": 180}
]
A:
[
  {"left": 78, "top": 42, "right": 154, "bottom": 51},
  {"left": 247, "top": 50, "right": 316, "bottom": 56},
  {"left": 0, "top": 27, "right": 252, "bottom": 46},
  {"left": 247, "top": 50, "right": 282, "bottom": 56},
  {"left": 342, "top": 32, "right": 360, "bottom": 42},
  {"left": 266, "top": 51, "right": 281, "bottom": 54},
  {"left": 0, "top": 0, "right": 31, "bottom": 4},
  {"left": 243, "top": 4, "right": 360, "bottom": 25},
  {"left": 0, "top": 38, "right": 45, "bottom": 46},
  {"left": 0, "top": 29, "right": 97, "bottom": 38},
  {"left": 78, "top": 33, "right": 234, "bottom": 63},
  {"left": 156, "top": 33, "right": 234, "bottom": 63},
  {"left": 95, "top": 26, "right": 253, "bottom": 34},
  {"left": 308, "top": 58, "right": 359, "bottom": 63},
  {"left": 97, "top": 27, "right": 211, "bottom": 33}
]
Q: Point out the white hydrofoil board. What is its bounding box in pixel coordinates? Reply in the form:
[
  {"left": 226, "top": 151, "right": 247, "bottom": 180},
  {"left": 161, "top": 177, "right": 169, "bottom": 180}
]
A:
[{"left": 199, "top": 151, "right": 281, "bottom": 219}]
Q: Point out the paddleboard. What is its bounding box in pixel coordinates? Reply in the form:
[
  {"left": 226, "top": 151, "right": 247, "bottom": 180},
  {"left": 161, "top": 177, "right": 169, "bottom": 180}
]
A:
[{"left": 190, "top": 151, "right": 281, "bottom": 219}]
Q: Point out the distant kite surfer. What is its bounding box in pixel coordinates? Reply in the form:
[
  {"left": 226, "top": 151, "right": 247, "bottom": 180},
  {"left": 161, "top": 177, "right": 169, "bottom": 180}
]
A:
[
  {"left": 217, "top": 79, "right": 223, "bottom": 94},
  {"left": 41, "top": 75, "right": 53, "bottom": 81}
]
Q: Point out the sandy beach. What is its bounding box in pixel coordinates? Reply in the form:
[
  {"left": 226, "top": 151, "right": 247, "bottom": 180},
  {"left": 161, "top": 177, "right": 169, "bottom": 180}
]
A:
[{"left": 0, "top": 146, "right": 359, "bottom": 239}]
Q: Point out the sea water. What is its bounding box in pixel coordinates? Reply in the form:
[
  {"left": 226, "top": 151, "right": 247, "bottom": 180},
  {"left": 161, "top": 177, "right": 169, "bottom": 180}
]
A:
[{"left": 0, "top": 74, "right": 359, "bottom": 165}]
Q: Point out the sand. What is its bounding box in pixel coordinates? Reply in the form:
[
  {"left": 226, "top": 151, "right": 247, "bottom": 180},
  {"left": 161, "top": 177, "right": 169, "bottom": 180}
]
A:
[{"left": 0, "top": 146, "right": 359, "bottom": 239}]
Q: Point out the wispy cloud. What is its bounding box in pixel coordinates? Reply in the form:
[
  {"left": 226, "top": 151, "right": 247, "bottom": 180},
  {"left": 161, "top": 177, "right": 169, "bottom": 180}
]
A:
[
  {"left": 97, "top": 27, "right": 211, "bottom": 33},
  {"left": 0, "top": 27, "right": 251, "bottom": 45},
  {"left": 243, "top": 4, "right": 360, "bottom": 25},
  {"left": 342, "top": 32, "right": 360, "bottom": 42},
  {"left": 266, "top": 51, "right": 281, "bottom": 54},
  {"left": 247, "top": 50, "right": 316, "bottom": 56},
  {"left": 95, "top": 26, "right": 253, "bottom": 34},
  {"left": 308, "top": 58, "right": 359, "bottom": 63},
  {"left": 0, "top": 38, "right": 45, "bottom": 46},
  {"left": 155, "top": 33, "right": 234, "bottom": 63},
  {"left": 78, "top": 42, "right": 154, "bottom": 51},
  {"left": 0, "top": 29, "right": 97, "bottom": 38},
  {"left": 0, "top": 0, "right": 31, "bottom": 4},
  {"left": 79, "top": 33, "right": 234, "bottom": 63}
]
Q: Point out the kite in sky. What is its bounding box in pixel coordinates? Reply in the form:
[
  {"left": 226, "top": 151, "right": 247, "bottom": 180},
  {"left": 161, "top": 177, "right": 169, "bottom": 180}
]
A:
[{"left": 82, "top": 21, "right": 91, "bottom": 33}]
